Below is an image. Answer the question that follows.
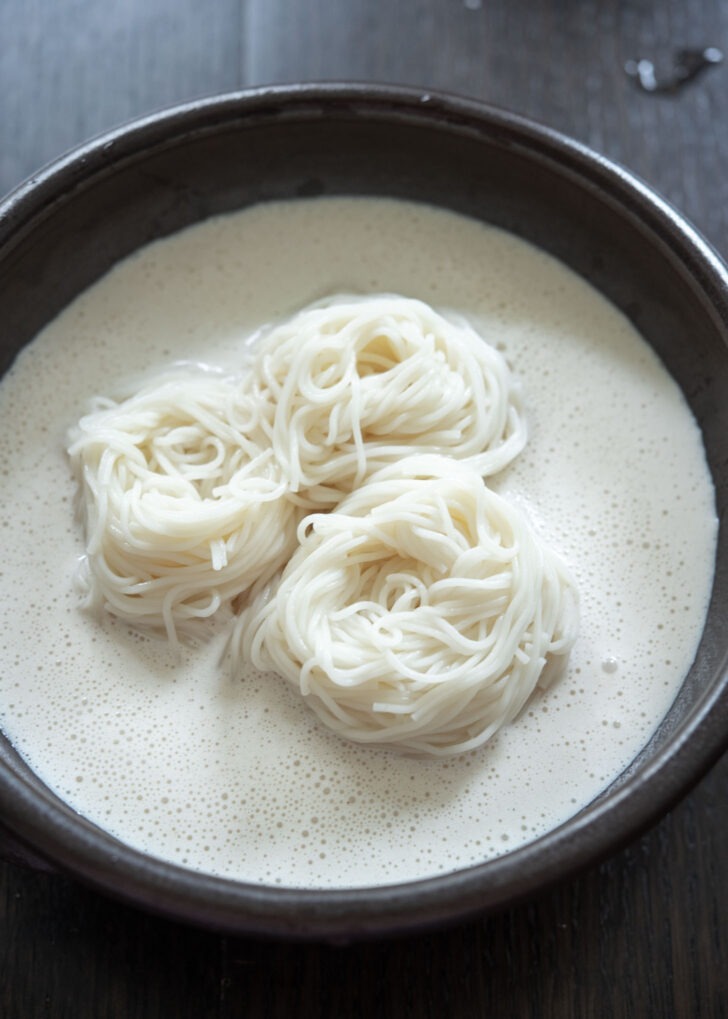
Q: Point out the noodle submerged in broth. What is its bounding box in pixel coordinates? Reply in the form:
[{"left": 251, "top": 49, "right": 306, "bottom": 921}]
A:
[
  {"left": 232, "top": 455, "right": 578, "bottom": 756},
  {"left": 67, "top": 368, "right": 303, "bottom": 646},
  {"left": 67, "top": 294, "right": 570, "bottom": 756},
  {"left": 243, "top": 294, "right": 527, "bottom": 507}
]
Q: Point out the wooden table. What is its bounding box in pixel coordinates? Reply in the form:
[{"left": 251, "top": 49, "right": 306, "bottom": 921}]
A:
[{"left": 1, "top": 1, "right": 726, "bottom": 1015}]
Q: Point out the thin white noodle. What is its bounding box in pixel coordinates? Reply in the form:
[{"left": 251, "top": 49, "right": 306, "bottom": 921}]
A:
[
  {"left": 230, "top": 455, "right": 579, "bottom": 756},
  {"left": 244, "top": 294, "right": 527, "bottom": 507},
  {"left": 67, "top": 369, "right": 302, "bottom": 646}
]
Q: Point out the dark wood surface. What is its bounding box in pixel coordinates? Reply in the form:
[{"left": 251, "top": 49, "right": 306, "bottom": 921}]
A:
[{"left": 1, "top": 1, "right": 727, "bottom": 1016}]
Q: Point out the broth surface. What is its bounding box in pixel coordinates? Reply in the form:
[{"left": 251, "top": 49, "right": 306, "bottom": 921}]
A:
[{"left": 0, "top": 197, "right": 717, "bottom": 887}]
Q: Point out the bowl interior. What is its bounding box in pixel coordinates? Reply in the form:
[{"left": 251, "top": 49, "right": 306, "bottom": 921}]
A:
[{"left": 0, "top": 86, "right": 726, "bottom": 939}]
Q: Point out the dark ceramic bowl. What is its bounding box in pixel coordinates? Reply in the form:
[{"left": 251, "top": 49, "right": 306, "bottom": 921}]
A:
[{"left": 0, "top": 85, "right": 726, "bottom": 941}]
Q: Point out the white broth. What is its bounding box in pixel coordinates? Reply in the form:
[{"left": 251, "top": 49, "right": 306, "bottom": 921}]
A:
[{"left": 0, "top": 197, "right": 717, "bottom": 888}]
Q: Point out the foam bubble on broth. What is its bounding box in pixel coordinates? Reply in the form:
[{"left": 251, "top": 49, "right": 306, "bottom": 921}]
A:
[{"left": 0, "top": 197, "right": 717, "bottom": 888}]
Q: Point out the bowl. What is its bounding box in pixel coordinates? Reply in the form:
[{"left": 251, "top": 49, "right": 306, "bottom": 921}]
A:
[{"left": 0, "top": 84, "right": 726, "bottom": 940}]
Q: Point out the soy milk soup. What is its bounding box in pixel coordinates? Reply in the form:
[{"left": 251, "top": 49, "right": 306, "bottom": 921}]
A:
[{"left": 0, "top": 198, "right": 717, "bottom": 888}]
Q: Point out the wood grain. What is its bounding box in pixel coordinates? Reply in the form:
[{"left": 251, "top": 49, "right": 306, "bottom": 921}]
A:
[
  {"left": 2, "top": 759, "right": 727, "bottom": 1017},
  {"left": 0, "top": 0, "right": 726, "bottom": 1015}
]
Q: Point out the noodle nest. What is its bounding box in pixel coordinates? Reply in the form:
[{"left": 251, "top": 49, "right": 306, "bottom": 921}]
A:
[
  {"left": 67, "top": 370, "right": 301, "bottom": 644},
  {"left": 245, "top": 294, "right": 527, "bottom": 507},
  {"left": 232, "top": 456, "right": 579, "bottom": 756}
]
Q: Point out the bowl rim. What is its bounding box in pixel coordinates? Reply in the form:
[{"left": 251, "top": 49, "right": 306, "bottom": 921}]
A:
[{"left": 0, "top": 82, "right": 726, "bottom": 941}]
